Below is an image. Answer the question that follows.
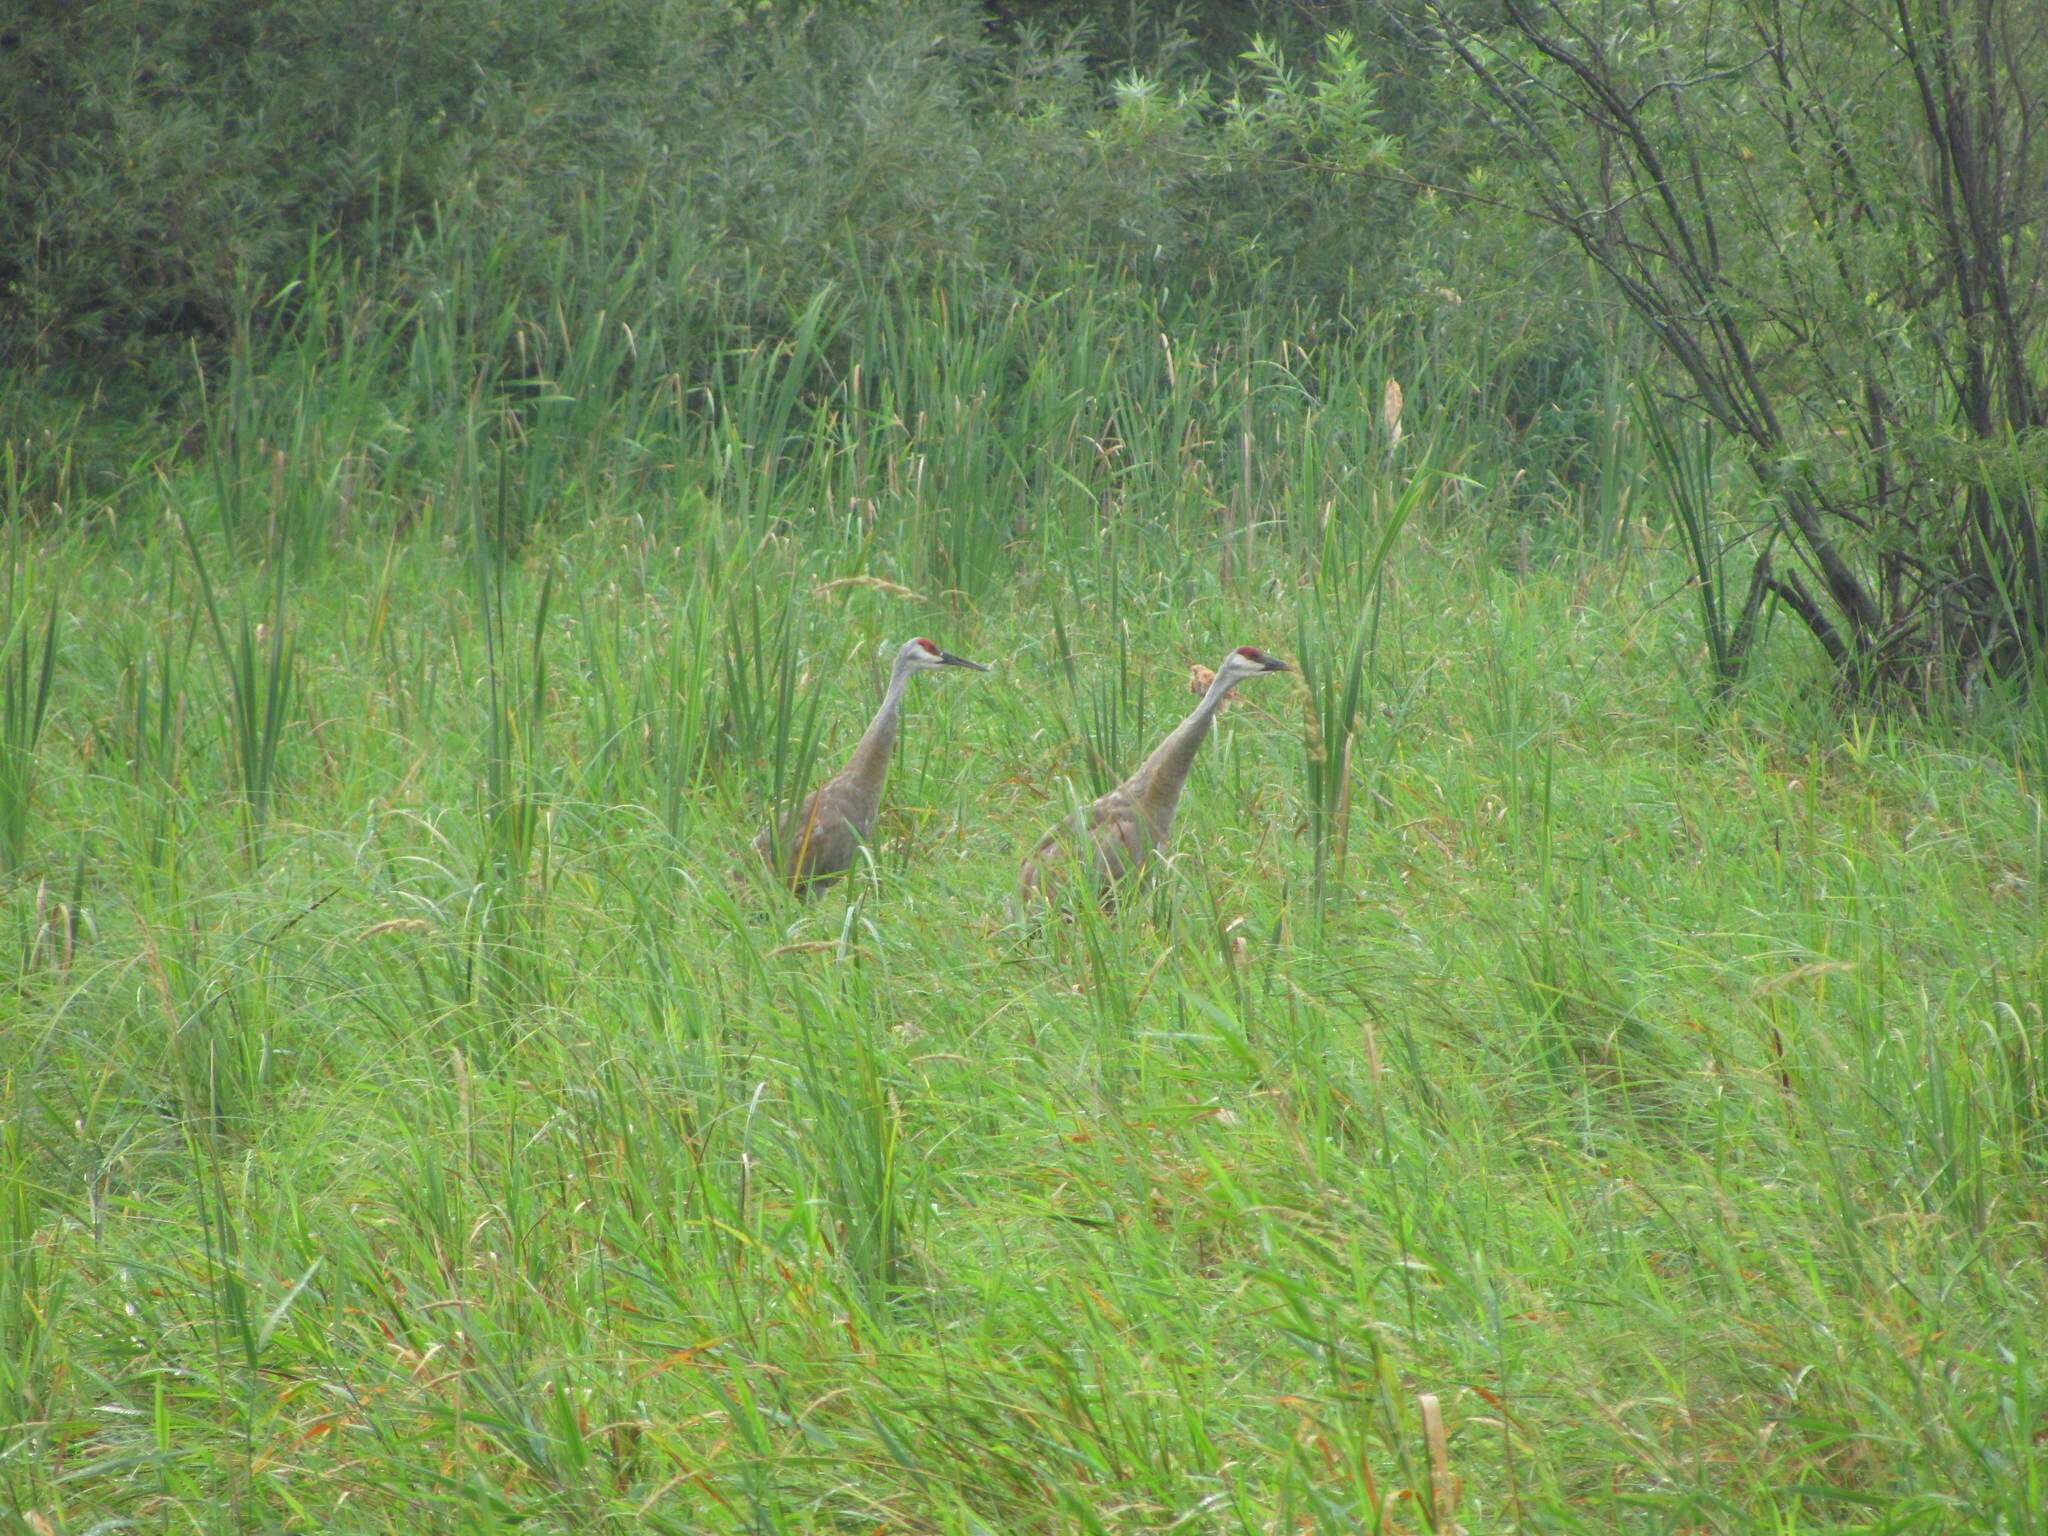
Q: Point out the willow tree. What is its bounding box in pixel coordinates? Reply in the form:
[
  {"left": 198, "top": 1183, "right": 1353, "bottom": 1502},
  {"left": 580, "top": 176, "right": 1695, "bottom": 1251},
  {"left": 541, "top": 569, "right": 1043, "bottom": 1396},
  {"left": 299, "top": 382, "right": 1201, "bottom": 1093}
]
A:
[{"left": 1410, "top": 0, "right": 2048, "bottom": 697}]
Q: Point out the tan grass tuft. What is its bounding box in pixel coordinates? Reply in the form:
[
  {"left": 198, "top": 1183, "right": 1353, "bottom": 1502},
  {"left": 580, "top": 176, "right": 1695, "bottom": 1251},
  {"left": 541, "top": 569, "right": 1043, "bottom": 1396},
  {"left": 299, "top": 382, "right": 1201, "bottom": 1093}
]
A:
[
  {"left": 816, "top": 575, "right": 922, "bottom": 600},
  {"left": 1191, "top": 663, "right": 1290, "bottom": 726},
  {"left": 358, "top": 918, "right": 431, "bottom": 940},
  {"left": 1418, "top": 1391, "right": 1464, "bottom": 1533},
  {"left": 1188, "top": 663, "right": 1241, "bottom": 709}
]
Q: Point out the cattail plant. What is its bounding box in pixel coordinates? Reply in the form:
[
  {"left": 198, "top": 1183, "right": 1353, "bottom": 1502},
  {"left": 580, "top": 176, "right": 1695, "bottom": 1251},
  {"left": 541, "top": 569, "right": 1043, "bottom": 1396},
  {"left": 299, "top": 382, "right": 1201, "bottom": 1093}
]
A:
[
  {"left": 468, "top": 502, "right": 557, "bottom": 1023},
  {"left": 1296, "top": 466, "right": 1427, "bottom": 911},
  {"left": 0, "top": 600, "right": 58, "bottom": 873},
  {"left": 180, "top": 521, "right": 296, "bottom": 864}
]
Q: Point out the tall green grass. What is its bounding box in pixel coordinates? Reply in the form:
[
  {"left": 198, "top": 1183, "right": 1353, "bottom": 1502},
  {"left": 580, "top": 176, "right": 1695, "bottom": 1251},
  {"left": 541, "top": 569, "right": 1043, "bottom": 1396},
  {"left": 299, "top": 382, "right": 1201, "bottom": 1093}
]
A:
[
  {"left": 2, "top": 242, "right": 2045, "bottom": 1535},
  {"left": 0, "top": 590, "right": 58, "bottom": 873}
]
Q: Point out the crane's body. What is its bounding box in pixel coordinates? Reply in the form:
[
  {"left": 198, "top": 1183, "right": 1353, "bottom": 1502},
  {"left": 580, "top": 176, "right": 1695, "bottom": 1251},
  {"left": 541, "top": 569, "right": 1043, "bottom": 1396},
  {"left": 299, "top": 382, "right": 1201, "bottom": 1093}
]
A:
[
  {"left": 1020, "top": 646, "right": 1289, "bottom": 906},
  {"left": 755, "top": 638, "right": 986, "bottom": 892}
]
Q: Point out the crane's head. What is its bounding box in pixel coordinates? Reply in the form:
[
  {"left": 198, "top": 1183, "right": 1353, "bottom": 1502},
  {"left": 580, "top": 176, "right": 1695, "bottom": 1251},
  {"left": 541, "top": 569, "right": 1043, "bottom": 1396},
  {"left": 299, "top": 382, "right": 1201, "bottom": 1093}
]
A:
[
  {"left": 897, "top": 637, "right": 990, "bottom": 673},
  {"left": 1218, "top": 645, "right": 1291, "bottom": 684}
]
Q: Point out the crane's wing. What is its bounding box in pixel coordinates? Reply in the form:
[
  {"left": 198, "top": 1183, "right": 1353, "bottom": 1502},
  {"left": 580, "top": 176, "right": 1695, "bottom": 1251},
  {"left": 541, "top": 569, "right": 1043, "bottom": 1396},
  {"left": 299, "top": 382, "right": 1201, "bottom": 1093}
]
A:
[{"left": 759, "top": 779, "right": 864, "bottom": 893}]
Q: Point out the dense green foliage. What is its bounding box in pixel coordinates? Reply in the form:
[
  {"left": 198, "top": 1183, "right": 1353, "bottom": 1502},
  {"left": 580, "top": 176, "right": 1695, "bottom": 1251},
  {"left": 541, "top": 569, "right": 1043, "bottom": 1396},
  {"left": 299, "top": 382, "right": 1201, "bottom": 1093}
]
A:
[
  {"left": 0, "top": 0, "right": 1378, "bottom": 369},
  {"left": 2, "top": 0, "right": 1614, "bottom": 508},
  {"left": 3, "top": 3, "right": 2047, "bottom": 1531}
]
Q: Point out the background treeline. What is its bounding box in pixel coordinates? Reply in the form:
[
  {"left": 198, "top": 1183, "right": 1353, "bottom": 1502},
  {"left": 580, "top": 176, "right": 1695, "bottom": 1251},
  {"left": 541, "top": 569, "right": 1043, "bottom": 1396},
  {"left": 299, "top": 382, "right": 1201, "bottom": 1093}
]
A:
[
  {"left": 3, "top": 0, "right": 1445, "bottom": 365},
  {"left": 0, "top": 0, "right": 1611, "bottom": 498}
]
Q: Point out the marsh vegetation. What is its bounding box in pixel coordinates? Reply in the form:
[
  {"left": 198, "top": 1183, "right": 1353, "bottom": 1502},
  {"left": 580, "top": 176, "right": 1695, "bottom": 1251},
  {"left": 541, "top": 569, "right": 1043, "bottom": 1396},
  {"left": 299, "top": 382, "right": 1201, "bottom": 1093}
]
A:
[{"left": 3, "top": 2, "right": 2044, "bottom": 1530}]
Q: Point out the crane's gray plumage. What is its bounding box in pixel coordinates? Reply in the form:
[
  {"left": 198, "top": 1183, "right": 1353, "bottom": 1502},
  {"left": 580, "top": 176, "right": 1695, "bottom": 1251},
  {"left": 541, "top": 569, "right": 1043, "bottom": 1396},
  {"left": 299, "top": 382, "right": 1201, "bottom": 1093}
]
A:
[
  {"left": 1020, "top": 646, "right": 1289, "bottom": 906},
  {"left": 755, "top": 637, "right": 987, "bottom": 892}
]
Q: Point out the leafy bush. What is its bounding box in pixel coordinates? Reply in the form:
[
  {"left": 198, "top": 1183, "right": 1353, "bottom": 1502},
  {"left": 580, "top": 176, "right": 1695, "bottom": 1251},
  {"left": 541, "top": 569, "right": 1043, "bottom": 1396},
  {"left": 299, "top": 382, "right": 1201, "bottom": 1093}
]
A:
[
  {"left": 0, "top": 0, "right": 1413, "bottom": 381},
  {"left": 1424, "top": 0, "right": 2048, "bottom": 697}
]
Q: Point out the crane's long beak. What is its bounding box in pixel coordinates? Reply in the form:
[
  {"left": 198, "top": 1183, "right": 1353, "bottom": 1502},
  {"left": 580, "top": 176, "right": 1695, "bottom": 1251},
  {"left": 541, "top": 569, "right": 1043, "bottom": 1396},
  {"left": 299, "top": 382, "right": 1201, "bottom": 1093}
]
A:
[
  {"left": 940, "top": 651, "right": 990, "bottom": 671},
  {"left": 1261, "top": 655, "right": 1292, "bottom": 672}
]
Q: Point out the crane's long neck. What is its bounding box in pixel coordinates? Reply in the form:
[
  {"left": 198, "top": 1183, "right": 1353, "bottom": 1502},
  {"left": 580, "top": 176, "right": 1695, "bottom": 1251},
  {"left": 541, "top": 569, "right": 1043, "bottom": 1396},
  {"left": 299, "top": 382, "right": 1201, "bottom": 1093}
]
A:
[
  {"left": 1125, "top": 667, "right": 1238, "bottom": 820},
  {"left": 843, "top": 654, "right": 916, "bottom": 791}
]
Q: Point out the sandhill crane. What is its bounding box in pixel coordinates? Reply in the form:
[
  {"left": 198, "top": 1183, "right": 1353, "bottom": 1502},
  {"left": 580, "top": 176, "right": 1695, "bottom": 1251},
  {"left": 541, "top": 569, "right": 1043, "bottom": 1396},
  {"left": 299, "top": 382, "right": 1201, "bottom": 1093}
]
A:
[
  {"left": 1020, "top": 645, "right": 1290, "bottom": 906},
  {"left": 755, "top": 637, "right": 988, "bottom": 892}
]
